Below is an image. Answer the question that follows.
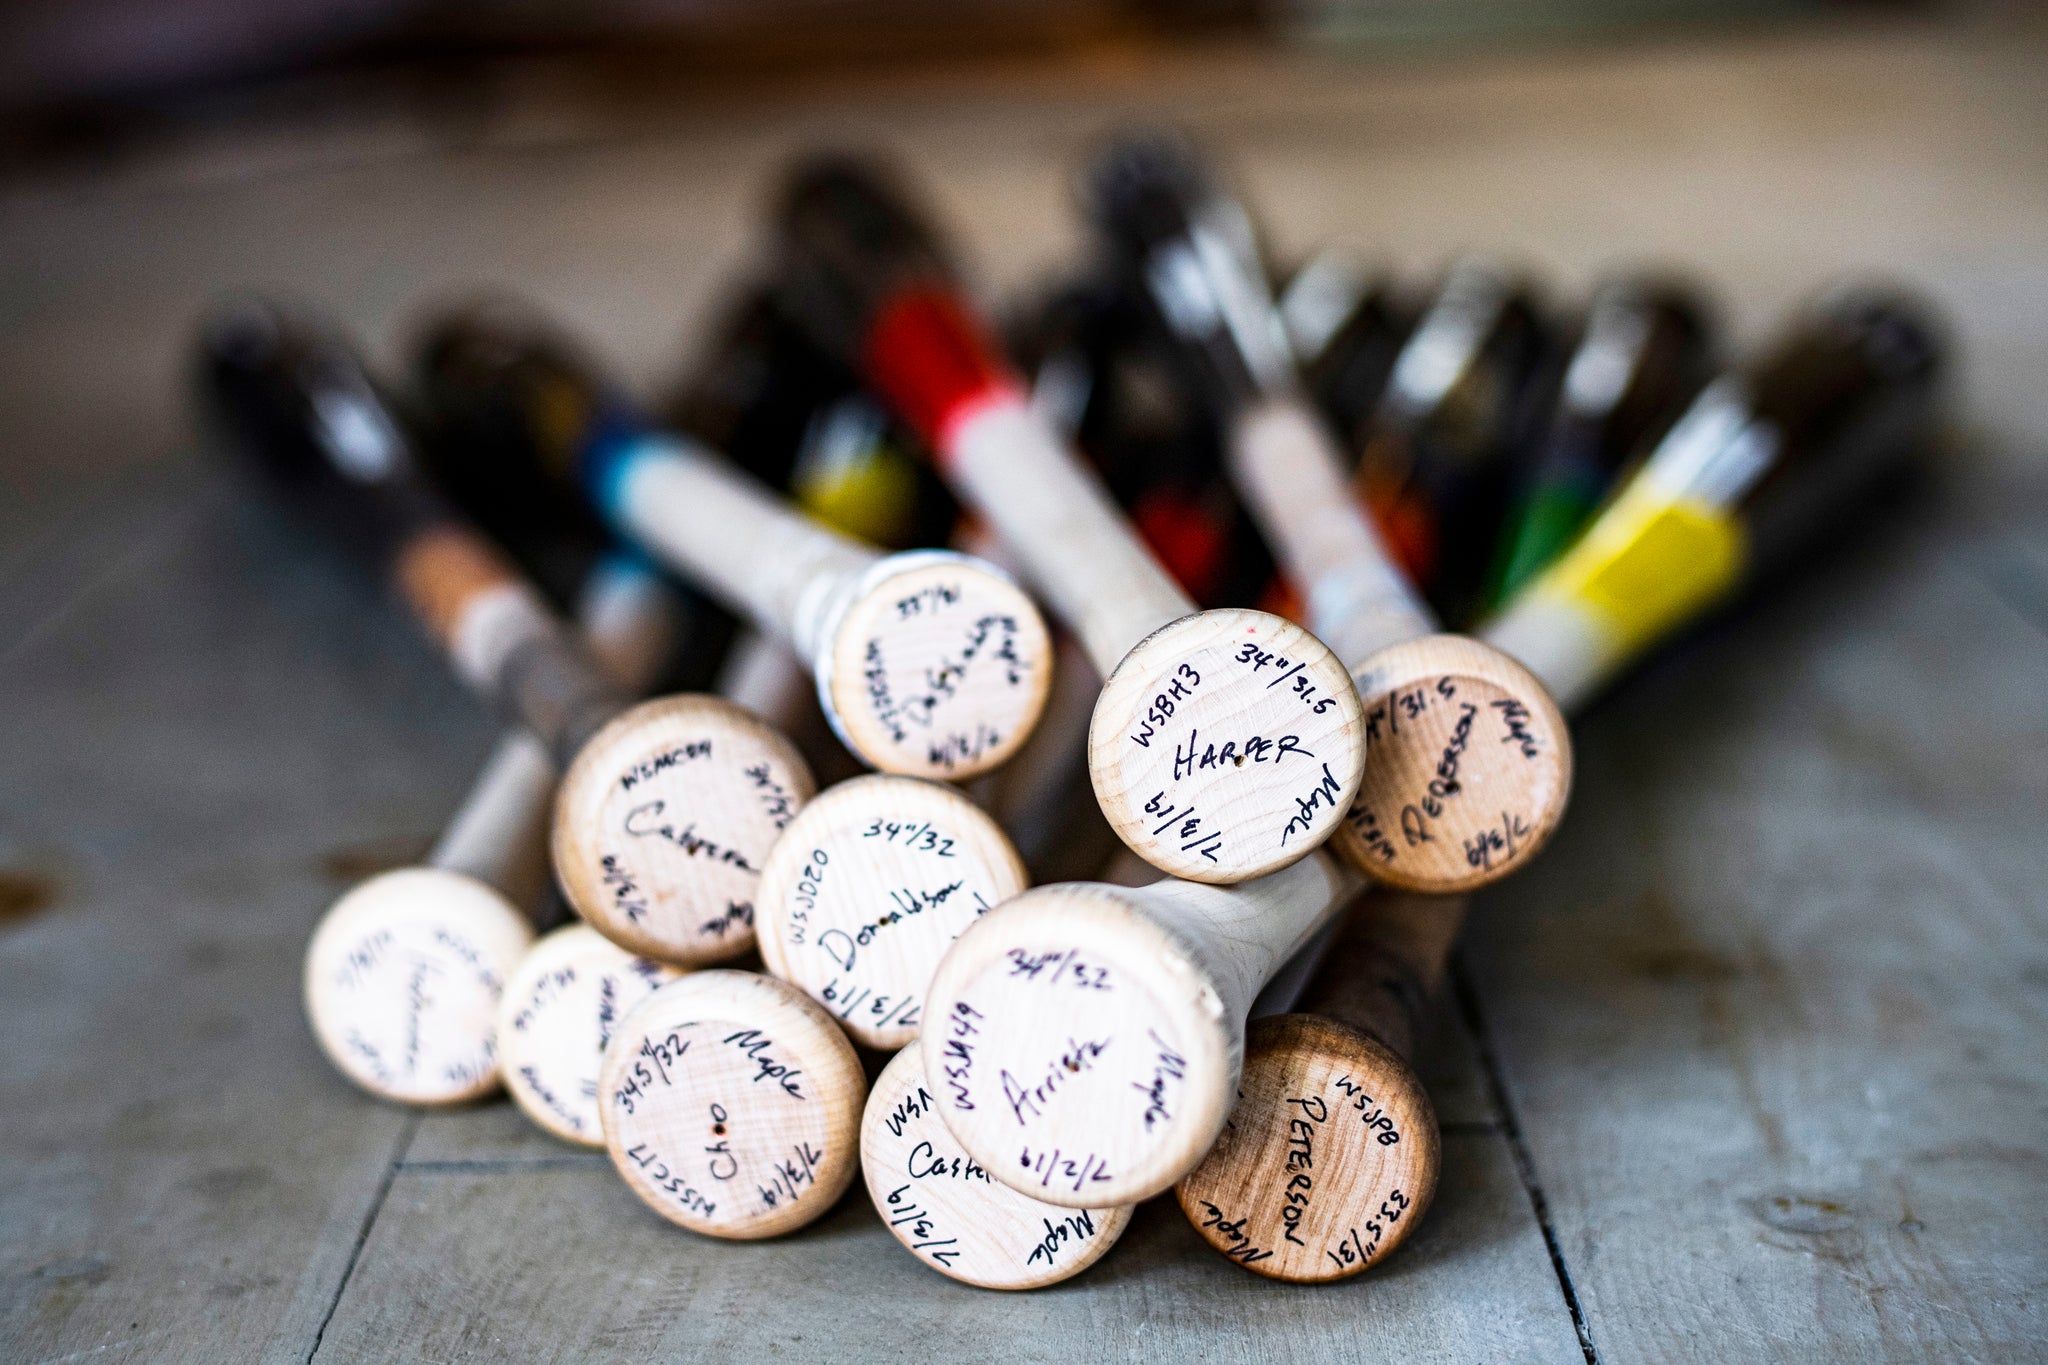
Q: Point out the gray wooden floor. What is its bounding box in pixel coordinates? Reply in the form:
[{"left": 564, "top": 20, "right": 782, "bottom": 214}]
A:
[{"left": 2, "top": 15, "right": 2045, "bottom": 1363}]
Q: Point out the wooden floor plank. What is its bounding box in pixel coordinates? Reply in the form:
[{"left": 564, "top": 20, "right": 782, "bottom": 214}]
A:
[
  {"left": 0, "top": 493, "right": 502, "bottom": 1365},
  {"left": 1463, "top": 486, "right": 2048, "bottom": 1362},
  {"left": 313, "top": 1128, "right": 1582, "bottom": 1363}
]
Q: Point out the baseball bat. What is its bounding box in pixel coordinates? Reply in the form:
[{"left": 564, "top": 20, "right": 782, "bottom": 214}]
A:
[
  {"left": 1487, "top": 278, "right": 1715, "bottom": 606},
  {"left": 860, "top": 1044, "right": 1133, "bottom": 1288},
  {"left": 413, "top": 304, "right": 1053, "bottom": 784},
  {"left": 301, "top": 550, "right": 677, "bottom": 1104},
  {"left": 769, "top": 154, "right": 1367, "bottom": 886},
  {"left": 599, "top": 969, "right": 867, "bottom": 1239},
  {"left": 1084, "top": 132, "right": 1574, "bottom": 896},
  {"left": 1175, "top": 283, "right": 1947, "bottom": 1280},
  {"left": 200, "top": 302, "right": 816, "bottom": 971},
  {"left": 755, "top": 773, "right": 1029, "bottom": 1052}
]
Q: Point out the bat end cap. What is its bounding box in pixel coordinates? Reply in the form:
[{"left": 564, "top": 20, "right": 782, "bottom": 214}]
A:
[
  {"left": 303, "top": 866, "right": 535, "bottom": 1107},
  {"left": 820, "top": 551, "right": 1054, "bottom": 783},
  {"left": 1176, "top": 1013, "right": 1440, "bottom": 1281},
  {"left": 1088, "top": 608, "right": 1368, "bottom": 885},
  {"left": 1333, "top": 634, "right": 1574, "bottom": 894},
  {"left": 920, "top": 881, "right": 1241, "bottom": 1209}
]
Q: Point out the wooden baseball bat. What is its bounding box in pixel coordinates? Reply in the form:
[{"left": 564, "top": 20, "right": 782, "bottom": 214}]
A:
[
  {"left": 201, "top": 303, "right": 817, "bottom": 971},
  {"left": 754, "top": 773, "right": 1029, "bottom": 1051},
  {"left": 1486, "top": 278, "right": 1716, "bottom": 607},
  {"left": 1352, "top": 259, "right": 1555, "bottom": 623},
  {"left": 299, "top": 552, "right": 679, "bottom": 1106},
  {"left": 667, "top": 284, "right": 959, "bottom": 556},
  {"left": 1175, "top": 283, "right": 1948, "bottom": 1281},
  {"left": 921, "top": 844, "right": 1359, "bottom": 1207},
  {"left": 1084, "top": 132, "right": 1574, "bottom": 896},
  {"left": 769, "top": 155, "right": 1367, "bottom": 886},
  {"left": 412, "top": 305, "right": 1053, "bottom": 784},
  {"left": 598, "top": 969, "right": 867, "bottom": 1240},
  {"left": 920, "top": 283, "right": 1942, "bottom": 1216},
  {"left": 861, "top": 1045, "right": 1133, "bottom": 1288},
  {"left": 497, "top": 922, "right": 684, "bottom": 1144},
  {"left": 1278, "top": 250, "right": 1413, "bottom": 456},
  {"left": 664, "top": 292, "right": 964, "bottom": 781}
]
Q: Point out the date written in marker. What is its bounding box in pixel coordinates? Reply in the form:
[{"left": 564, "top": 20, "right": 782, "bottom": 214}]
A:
[
  {"left": 1462, "top": 810, "right": 1534, "bottom": 873},
  {"left": 1141, "top": 791, "right": 1223, "bottom": 862},
  {"left": 1018, "top": 1145, "right": 1115, "bottom": 1194}
]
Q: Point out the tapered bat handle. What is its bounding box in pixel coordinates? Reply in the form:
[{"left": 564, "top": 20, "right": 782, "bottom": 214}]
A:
[
  {"left": 200, "top": 302, "right": 630, "bottom": 767},
  {"left": 1291, "top": 889, "right": 1465, "bottom": 1064},
  {"left": 938, "top": 387, "right": 1194, "bottom": 671},
  {"left": 430, "top": 556, "right": 676, "bottom": 890},
  {"left": 598, "top": 433, "right": 876, "bottom": 658},
  {"left": 1228, "top": 397, "right": 1435, "bottom": 668}
]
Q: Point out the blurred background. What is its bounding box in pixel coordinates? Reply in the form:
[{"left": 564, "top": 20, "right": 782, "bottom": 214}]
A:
[{"left": 3, "top": 0, "right": 2043, "bottom": 513}]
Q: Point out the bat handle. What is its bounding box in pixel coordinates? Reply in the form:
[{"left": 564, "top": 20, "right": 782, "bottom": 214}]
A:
[
  {"left": 1227, "top": 396, "right": 1436, "bottom": 667},
  {"left": 1293, "top": 890, "right": 1467, "bottom": 1064},
  {"left": 429, "top": 556, "right": 677, "bottom": 892},
  {"left": 943, "top": 390, "right": 1193, "bottom": 673}
]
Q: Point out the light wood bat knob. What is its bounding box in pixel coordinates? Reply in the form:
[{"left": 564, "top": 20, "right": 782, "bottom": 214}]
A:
[
  {"left": 552, "top": 695, "right": 816, "bottom": 967},
  {"left": 495, "top": 923, "right": 684, "bottom": 1146},
  {"left": 1089, "top": 608, "right": 1366, "bottom": 884},
  {"left": 302, "top": 867, "right": 534, "bottom": 1106},
  {"left": 598, "top": 969, "right": 865, "bottom": 1240},
  {"left": 1175, "top": 1014, "right": 1439, "bottom": 1281},
  {"left": 1329, "top": 635, "right": 1572, "bottom": 893},
  {"left": 820, "top": 552, "right": 1053, "bottom": 782},
  {"left": 919, "top": 882, "right": 1242, "bottom": 1208},
  {"left": 755, "top": 774, "right": 1028, "bottom": 1050},
  {"left": 862, "top": 1047, "right": 1133, "bottom": 1289}
]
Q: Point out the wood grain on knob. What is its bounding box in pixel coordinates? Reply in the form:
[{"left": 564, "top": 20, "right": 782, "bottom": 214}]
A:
[
  {"left": 496, "top": 923, "right": 683, "bottom": 1146},
  {"left": 302, "top": 867, "right": 534, "bottom": 1105},
  {"left": 862, "top": 1047, "right": 1132, "bottom": 1289},
  {"left": 552, "top": 695, "right": 816, "bottom": 967},
  {"left": 1088, "top": 608, "right": 1366, "bottom": 885},
  {"left": 1175, "top": 1013, "right": 1438, "bottom": 1281},
  {"left": 816, "top": 552, "right": 1052, "bottom": 782},
  {"left": 755, "top": 774, "right": 1027, "bottom": 1050},
  {"left": 1330, "top": 634, "right": 1572, "bottom": 894},
  {"left": 598, "top": 970, "right": 865, "bottom": 1240}
]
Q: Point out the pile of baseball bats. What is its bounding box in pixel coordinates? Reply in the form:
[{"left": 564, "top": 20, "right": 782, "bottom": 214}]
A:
[{"left": 196, "top": 130, "right": 1945, "bottom": 1288}]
